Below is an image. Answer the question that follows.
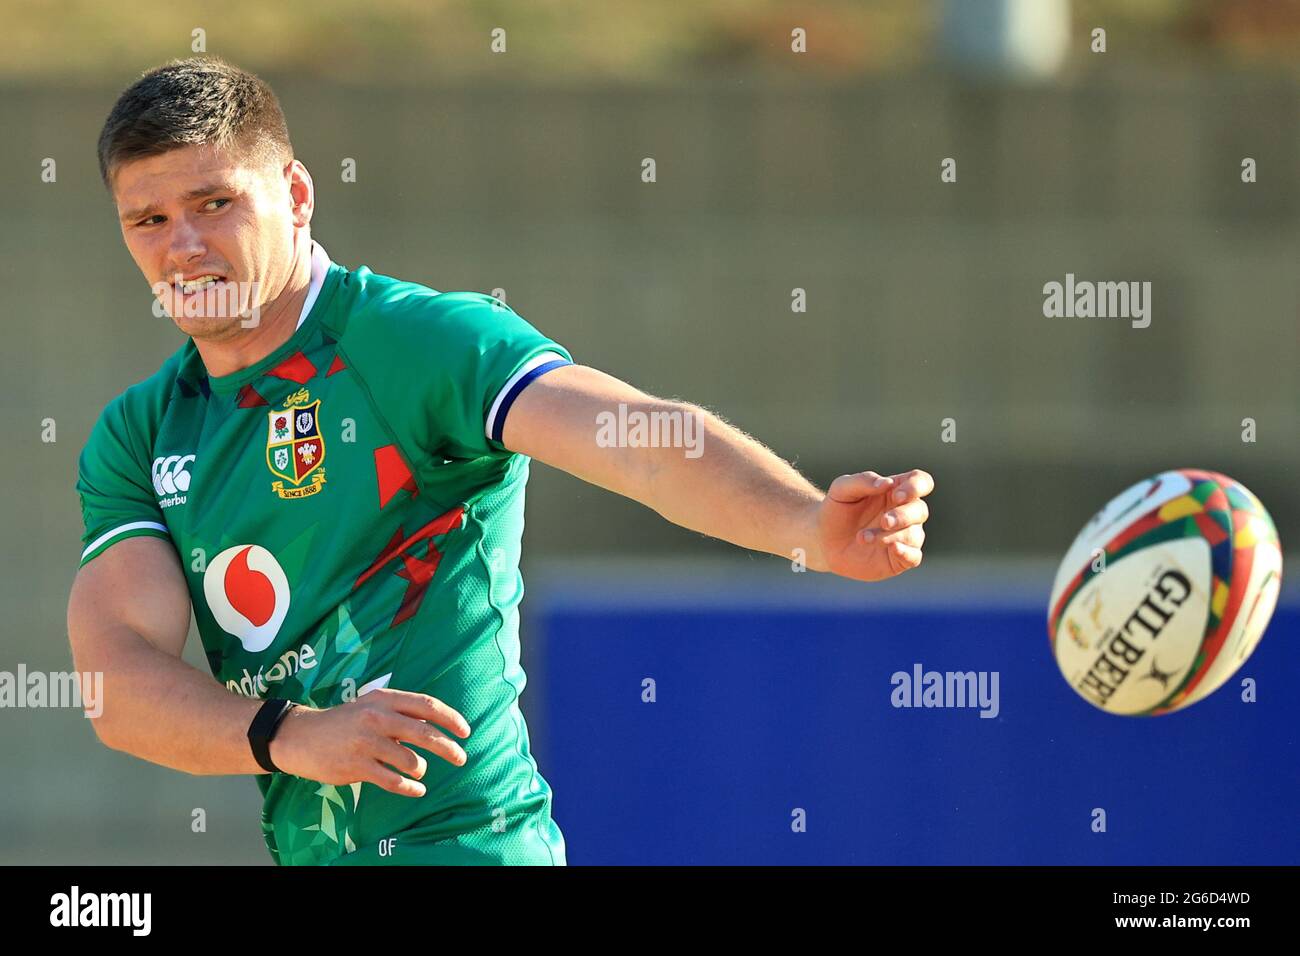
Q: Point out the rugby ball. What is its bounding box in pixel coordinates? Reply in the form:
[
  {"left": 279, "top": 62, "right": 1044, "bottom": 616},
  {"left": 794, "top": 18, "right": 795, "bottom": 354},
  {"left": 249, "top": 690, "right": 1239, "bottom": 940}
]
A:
[{"left": 1048, "top": 469, "right": 1281, "bottom": 715}]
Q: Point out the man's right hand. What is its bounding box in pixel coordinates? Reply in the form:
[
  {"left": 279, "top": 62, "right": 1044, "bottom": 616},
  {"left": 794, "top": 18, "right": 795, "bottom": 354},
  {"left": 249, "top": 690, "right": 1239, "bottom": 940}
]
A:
[
  {"left": 68, "top": 536, "right": 470, "bottom": 795},
  {"left": 269, "top": 688, "right": 472, "bottom": 798}
]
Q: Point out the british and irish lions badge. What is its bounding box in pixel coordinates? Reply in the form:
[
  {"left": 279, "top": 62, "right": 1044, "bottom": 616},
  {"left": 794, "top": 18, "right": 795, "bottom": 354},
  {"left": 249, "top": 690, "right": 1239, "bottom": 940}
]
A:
[{"left": 266, "top": 393, "right": 326, "bottom": 499}]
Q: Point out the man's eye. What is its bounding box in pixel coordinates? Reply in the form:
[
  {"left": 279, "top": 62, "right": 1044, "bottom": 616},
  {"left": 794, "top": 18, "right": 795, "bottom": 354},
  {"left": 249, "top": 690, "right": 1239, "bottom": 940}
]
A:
[
  {"left": 138, "top": 215, "right": 163, "bottom": 227},
  {"left": 205, "top": 198, "right": 231, "bottom": 211}
]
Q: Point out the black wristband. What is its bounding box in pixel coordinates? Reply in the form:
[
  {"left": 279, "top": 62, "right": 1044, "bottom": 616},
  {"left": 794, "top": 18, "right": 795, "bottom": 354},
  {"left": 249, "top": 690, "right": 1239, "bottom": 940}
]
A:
[{"left": 248, "top": 698, "right": 297, "bottom": 774}]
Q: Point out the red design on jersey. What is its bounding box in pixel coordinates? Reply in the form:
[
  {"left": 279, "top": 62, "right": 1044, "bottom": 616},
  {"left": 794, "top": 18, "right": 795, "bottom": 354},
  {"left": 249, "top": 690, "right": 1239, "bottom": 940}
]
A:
[
  {"left": 326, "top": 354, "right": 347, "bottom": 376},
  {"left": 374, "top": 444, "right": 418, "bottom": 509},
  {"left": 353, "top": 505, "right": 465, "bottom": 591},
  {"left": 268, "top": 351, "right": 317, "bottom": 384},
  {"left": 356, "top": 526, "right": 406, "bottom": 590},
  {"left": 236, "top": 384, "right": 269, "bottom": 408},
  {"left": 225, "top": 546, "right": 276, "bottom": 627},
  {"left": 353, "top": 506, "right": 466, "bottom": 629},
  {"left": 392, "top": 547, "right": 443, "bottom": 627}
]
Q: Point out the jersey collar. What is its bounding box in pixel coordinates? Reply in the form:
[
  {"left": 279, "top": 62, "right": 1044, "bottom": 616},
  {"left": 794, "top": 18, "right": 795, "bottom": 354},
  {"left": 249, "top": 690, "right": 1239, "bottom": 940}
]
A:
[
  {"left": 201, "top": 239, "right": 340, "bottom": 397},
  {"left": 295, "top": 240, "right": 334, "bottom": 332}
]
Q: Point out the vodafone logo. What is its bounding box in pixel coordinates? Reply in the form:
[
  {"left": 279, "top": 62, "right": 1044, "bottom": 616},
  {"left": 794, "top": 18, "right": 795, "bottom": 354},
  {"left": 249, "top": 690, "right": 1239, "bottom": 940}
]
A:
[{"left": 203, "top": 545, "right": 291, "bottom": 652}]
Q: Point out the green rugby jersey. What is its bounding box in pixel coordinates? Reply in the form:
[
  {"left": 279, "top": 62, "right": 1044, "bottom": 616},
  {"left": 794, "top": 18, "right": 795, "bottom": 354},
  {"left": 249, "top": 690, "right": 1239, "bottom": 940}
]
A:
[{"left": 75, "top": 242, "right": 571, "bottom": 865}]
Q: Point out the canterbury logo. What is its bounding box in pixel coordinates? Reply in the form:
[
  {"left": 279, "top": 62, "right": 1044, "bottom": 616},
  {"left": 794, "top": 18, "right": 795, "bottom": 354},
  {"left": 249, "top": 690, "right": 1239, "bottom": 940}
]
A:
[{"left": 151, "top": 454, "right": 196, "bottom": 496}]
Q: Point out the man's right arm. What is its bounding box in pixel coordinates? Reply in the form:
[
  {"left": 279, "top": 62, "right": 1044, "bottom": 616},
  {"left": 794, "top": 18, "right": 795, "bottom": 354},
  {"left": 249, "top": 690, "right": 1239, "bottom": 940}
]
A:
[{"left": 67, "top": 536, "right": 471, "bottom": 795}]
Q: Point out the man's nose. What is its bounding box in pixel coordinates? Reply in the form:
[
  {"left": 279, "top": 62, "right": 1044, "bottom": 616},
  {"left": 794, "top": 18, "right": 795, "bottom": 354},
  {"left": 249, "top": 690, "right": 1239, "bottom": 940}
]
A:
[{"left": 166, "top": 217, "right": 207, "bottom": 270}]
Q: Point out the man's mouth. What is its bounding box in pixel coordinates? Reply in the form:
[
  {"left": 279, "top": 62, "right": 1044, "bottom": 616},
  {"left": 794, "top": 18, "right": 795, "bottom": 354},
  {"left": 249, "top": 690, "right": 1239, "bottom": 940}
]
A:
[{"left": 174, "top": 274, "right": 227, "bottom": 293}]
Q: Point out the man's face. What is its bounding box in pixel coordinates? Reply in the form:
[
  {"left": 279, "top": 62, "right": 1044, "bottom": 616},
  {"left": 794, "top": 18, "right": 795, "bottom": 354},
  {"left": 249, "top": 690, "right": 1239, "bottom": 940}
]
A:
[{"left": 111, "top": 142, "right": 307, "bottom": 340}]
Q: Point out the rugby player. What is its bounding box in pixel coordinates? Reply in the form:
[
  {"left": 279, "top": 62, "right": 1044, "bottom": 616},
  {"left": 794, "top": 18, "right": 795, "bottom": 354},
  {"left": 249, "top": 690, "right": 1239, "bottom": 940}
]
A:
[{"left": 67, "top": 58, "right": 934, "bottom": 865}]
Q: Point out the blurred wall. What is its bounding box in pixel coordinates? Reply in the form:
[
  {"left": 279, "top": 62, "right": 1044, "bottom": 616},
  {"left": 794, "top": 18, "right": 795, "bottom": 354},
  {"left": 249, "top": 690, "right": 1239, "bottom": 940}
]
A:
[{"left": 3, "top": 71, "right": 1296, "bottom": 568}]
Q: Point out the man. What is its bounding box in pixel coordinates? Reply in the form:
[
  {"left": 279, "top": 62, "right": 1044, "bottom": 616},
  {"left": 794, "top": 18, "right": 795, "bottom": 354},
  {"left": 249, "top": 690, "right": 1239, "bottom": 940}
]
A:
[{"left": 68, "top": 57, "right": 934, "bottom": 866}]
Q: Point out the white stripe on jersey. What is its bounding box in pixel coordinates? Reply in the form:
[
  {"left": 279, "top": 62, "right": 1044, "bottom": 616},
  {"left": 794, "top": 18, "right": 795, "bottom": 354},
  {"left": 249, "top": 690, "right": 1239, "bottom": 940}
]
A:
[
  {"left": 80, "top": 521, "right": 169, "bottom": 560},
  {"left": 484, "top": 351, "right": 569, "bottom": 441}
]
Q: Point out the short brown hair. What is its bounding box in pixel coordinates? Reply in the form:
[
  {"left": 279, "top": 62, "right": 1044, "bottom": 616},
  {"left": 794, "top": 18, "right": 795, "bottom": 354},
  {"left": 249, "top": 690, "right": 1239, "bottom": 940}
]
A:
[{"left": 97, "top": 57, "right": 293, "bottom": 189}]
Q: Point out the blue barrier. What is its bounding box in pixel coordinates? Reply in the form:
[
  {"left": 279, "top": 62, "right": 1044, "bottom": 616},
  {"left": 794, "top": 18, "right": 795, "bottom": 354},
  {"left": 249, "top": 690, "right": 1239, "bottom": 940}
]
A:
[{"left": 532, "top": 596, "right": 1297, "bottom": 864}]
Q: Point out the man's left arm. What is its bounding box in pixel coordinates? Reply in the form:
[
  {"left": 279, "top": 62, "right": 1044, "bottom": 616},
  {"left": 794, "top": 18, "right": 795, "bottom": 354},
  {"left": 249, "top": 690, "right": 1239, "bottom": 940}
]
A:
[{"left": 499, "top": 363, "right": 933, "bottom": 583}]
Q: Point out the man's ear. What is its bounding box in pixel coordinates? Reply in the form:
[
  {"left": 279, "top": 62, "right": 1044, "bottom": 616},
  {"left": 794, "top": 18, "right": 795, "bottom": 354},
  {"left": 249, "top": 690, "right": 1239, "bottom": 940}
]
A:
[
  {"left": 285, "top": 159, "right": 314, "bottom": 226},
  {"left": 281, "top": 158, "right": 298, "bottom": 201}
]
